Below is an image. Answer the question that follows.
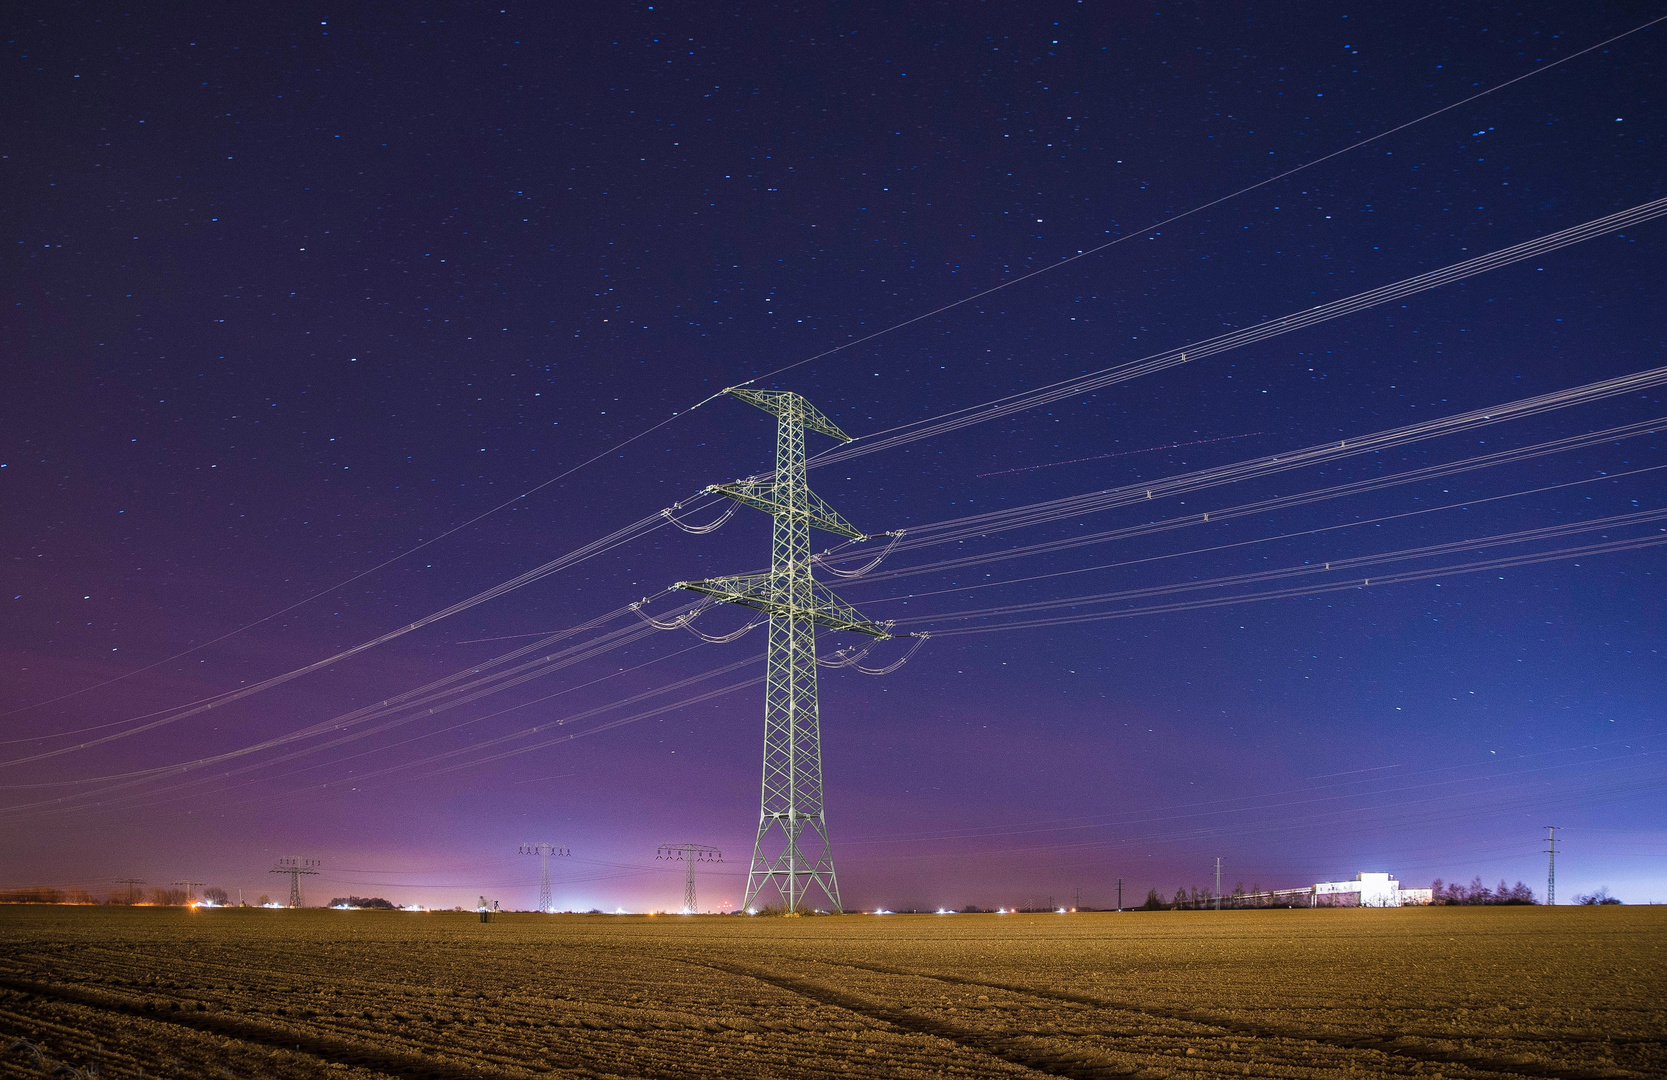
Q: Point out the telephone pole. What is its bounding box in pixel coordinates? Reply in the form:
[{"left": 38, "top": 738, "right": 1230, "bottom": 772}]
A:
[
  {"left": 674, "top": 389, "right": 899, "bottom": 915},
  {"left": 270, "top": 857, "right": 319, "bottom": 908},
  {"left": 520, "top": 843, "right": 570, "bottom": 913},
  {"left": 1544, "top": 826, "right": 1559, "bottom": 906},
  {"left": 114, "top": 878, "right": 145, "bottom": 906},
  {"left": 658, "top": 843, "right": 722, "bottom": 913},
  {"left": 1117, "top": 877, "right": 1123, "bottom": 912}
]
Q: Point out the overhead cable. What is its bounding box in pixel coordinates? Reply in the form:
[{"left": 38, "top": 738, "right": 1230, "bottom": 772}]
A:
[
  {"left": 811, "top": 195, "right": 1667, "bottom": 469},
  {"left": 0, "top": 510, "right": 676, "bottom": 764},
  {"left": 841, "top": 417, "right": 1665, "bottom": 585}
]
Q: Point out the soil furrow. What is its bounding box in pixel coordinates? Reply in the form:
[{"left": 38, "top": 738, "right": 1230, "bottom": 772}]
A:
[
  {"left": 698, "top": 959, "right": 1143, "bottom": 1080},
  {"left": 0, "top": 976, "right": 536, "bottom": 1080},
  {"left": 823, "top": 959, "right": 1617, "bottom": 1080}
]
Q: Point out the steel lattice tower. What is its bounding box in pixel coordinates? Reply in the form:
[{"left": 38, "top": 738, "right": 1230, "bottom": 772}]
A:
[
  {"left": 658, "top": 843, "right": 722, "bottom": 913},
  {"left": 677, "top": 389, "right": 891, "bottom": 914},
  {"left": 520, "top": 843, "right": 569, "bottom": 913},
  {"left": 270, "top": 857, "right": 319, "bottom": 908}
]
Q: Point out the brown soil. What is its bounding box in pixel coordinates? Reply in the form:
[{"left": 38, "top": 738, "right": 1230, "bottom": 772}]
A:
[{"left": 0, "top": 905, "right": 1660, "bottom": 1079}]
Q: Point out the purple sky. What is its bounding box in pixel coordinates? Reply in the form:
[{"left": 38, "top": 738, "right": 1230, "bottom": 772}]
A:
[{"left": 3, "top": 2, "right": 1664, "bottom": 911}]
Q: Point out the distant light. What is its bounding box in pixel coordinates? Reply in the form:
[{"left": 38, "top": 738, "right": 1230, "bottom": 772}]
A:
[{"left": 997, "top": 908, "right": 1008, "bottom": 914}]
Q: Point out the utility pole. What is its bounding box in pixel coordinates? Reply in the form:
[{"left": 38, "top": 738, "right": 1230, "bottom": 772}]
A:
[
  {"left": 1215, "top": 858, "right": 1222, "bottom": 911},
  {"left": 115, "top": 878, "right": 145, "bottom": 906},
  {"left": 519, "top": 843, "right": 570, "bottom": 913},
  {"left": 1074, "top": 885, "right": 1081, "bottom": 912},
  {"left": 1545, "top": 826, "right": 1559, "bottom": 906},
  {"left": 1117, "top": 877, "right": 1123, "bottom": 912},
  {"left": 270, "top": 857, "right": 319, "bottom": 908},
  {"left": 173, "top": 880, "right": 205, "bottom": 905},
  {"left": 658, "top": 844, "right": 723, "bottom": 913},
  {"left": 674, "top": 389, "right": 901, "bottom": 915}
]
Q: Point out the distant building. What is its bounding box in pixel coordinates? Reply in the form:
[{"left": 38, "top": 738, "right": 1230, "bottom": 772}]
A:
[{"left": 1312, "top": 872, "right": 1432, "bottom": 907}]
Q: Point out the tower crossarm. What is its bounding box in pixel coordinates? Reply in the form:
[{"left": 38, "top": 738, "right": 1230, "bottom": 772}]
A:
[
  {"left": 707, "top": 476, "right": 866, "bottom": 540},
  {"left": 724, "top": 387, "right": 852, "bottom": 443},
  {"left": 674, "top": 573, "right": 893, "bottom": 639}
]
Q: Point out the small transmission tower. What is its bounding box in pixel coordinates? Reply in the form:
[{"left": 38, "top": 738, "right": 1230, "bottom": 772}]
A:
[
  {"left": 658, "top": 843, "right": 722, "bottom": 913},
  {"left": 519, "top": 843, "right": 570, "bottom": 913},
  {"left": 676, "top": 388, "right": 894, "bottom": 914},
  {"left": 173, "top": 880, "right": 206, "bottom": 905},
  {"left": 114, "top": 878, "right": 146, "bottom": 906},
  {"left": 1545, "top": 825, "right": 1559, "bottom": 906},
  {"left": 270, "top": 857, "right": 319, "bottom": 908}
]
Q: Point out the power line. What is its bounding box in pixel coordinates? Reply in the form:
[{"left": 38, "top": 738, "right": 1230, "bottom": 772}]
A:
[
  {"left": 744, "top": 11, "right": 1667, "bottom": 389},
  {"left": 812, "top": 196, "right": 1667, "bottom": 470}
]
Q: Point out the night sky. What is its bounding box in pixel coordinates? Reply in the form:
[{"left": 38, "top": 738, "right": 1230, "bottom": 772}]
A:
[{"left": 4, "top": 2, "right": 1664, "bottom": 912}]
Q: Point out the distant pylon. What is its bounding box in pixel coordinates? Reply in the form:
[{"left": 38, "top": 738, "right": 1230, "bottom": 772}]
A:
[
  {"left": 520, "top": 843, "right": 570, "bottom": 913},
  {"left": 1545, "top": 826, "right": 1559, "bottom": 906},
  {"left": 269, "top": 857, "right": 319, "bottom": 908},
  {"left": 674, "top": 388, "right": 900, "bottom": 914},
  {"left": 173, "top": 880, "right": 206, "bottom": 905},
  {"left": 115, "top": 878, "right": 146, "bottom": 906},
  {"left": 658, "top": 843, "right": 722, "bottom": 913}
]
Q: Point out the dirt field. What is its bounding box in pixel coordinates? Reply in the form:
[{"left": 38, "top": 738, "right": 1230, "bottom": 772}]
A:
[{"left": 0, "top": 905, "right": 1661, "bottom": 1080}]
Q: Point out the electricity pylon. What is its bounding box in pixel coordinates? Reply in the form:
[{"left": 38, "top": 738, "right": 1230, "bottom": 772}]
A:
[
  {"left": 676, "top": 388, "right": 893, "bottom": 914},
  {"left": 270, "top": 857, "right": 319, "bottom": 908},
  {"left": 173, "top": 880, "right": 206, "bottom": 905},
  {"left": 114, "top": 878, "right": 145, "bottom": 906},
  {"left": 1545, "top": 826, "right": 1559, "bottom": 906},
  {"left": 520, "top": 843, "right": 570, "bottom": 913},
  {"left": 658, "top": 843, "right": 722, "bottom": 913}
]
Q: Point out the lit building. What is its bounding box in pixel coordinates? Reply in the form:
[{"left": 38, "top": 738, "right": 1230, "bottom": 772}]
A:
[{"left": 1312, "top": 872, "right": 1432, "bottom": 907}]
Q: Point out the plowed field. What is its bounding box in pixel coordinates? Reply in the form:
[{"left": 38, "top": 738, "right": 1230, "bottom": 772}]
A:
[{"left": 1, "top": 906, "right": 1660, "bottom": 1080}]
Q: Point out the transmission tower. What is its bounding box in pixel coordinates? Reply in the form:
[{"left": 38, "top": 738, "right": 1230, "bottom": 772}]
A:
[
  {"left": 173, "top": 880, "right": 206, "bottom": 905},
  {"left": 114, "top": 878, "right": 145, "bottom": 906},
  {"left": 658, "top": 843, "right": 722, "bottom": 913},
  {"left": 675, "top": 388, "right": 895, "bottom": 914},
  {"left": 519, "top": 843, "right": 570, "bottom": 913},
  {"left": 1545, "top": 826, "right": 1559, "bottom": 906},
  {"left": 269, "top": 857, "right": 319, "bottom": 908}
]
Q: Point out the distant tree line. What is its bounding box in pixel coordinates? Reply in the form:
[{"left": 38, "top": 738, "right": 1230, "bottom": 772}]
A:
[
  {"left": 1139, "top": 883, "right": 1314, "bottom": 910},
  {"left": 1429, "top": 877, "right": 1536, "bottom": 905},
  {"left": 329, "top": 896, "right": 397, "bottom": 909},
  {"left": 0, "top": 886, "right": 236, "bottom": 905},
  {"left": 1124, "top": 874, "right": 1548, "bottom": 911}
]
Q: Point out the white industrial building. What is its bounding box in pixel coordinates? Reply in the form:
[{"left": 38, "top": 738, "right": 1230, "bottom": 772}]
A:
[{"left": 1312, "top": 872, "right": 1432, "bottom": 907}]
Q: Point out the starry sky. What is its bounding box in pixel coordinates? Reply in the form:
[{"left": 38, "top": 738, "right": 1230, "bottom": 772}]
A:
[{"left": 3, "top": 1, "right": 1664, "bottom": 911}]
